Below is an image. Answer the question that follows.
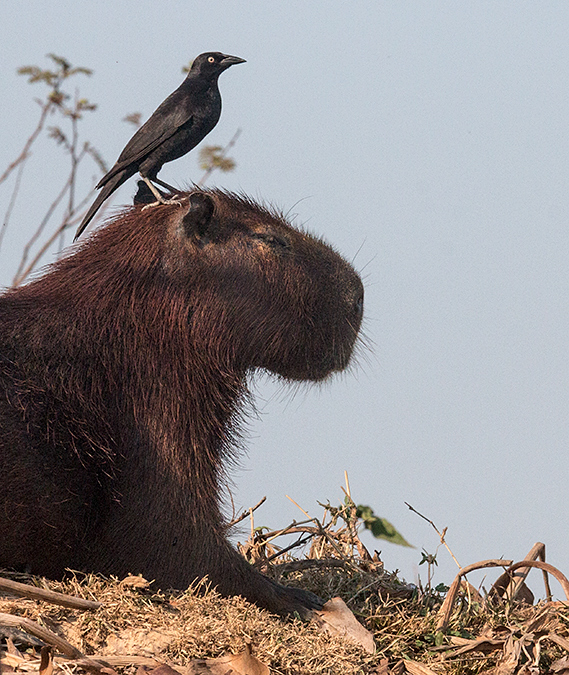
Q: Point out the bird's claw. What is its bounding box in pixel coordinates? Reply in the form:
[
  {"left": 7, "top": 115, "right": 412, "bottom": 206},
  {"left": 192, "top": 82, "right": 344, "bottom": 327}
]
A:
[{"left": 141, "top": 196, "right": 186, "bottom": 211}]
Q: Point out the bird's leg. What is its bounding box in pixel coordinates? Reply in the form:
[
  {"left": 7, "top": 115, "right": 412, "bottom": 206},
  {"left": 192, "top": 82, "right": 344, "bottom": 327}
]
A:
[
  {"left": 152, "top": 177, "right": 179, "bottom": 194},
  {"left": 139, "top": 175, "right": 185, "bottom": 210}
]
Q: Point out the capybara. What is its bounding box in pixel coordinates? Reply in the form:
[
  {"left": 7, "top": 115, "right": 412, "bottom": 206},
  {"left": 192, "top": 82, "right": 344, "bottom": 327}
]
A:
[{"left": 0, "top": 189, "right": 364, "bottom": 616}]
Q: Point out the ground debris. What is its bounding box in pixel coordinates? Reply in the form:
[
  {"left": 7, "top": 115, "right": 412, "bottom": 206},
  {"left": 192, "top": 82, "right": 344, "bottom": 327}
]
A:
[{"left": 2, "top": 500, "right": 569, "bottom": 674}]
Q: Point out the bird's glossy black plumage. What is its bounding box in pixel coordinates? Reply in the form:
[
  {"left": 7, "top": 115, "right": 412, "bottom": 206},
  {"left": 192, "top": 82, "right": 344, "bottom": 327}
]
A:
[{"left": 74, "top": 52, "right": 245, "bottom": 240}]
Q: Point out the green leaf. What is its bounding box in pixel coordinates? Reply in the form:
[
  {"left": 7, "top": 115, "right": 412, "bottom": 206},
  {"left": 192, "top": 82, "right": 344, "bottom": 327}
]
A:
[{"left": 356, "top": 504, "right": 413, "bottom": 547}]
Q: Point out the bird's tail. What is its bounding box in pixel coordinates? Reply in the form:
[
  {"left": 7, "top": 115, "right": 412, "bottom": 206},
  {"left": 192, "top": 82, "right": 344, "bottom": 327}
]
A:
[{"left": 74, "top": 171, "right": 128, "bottom": 241}]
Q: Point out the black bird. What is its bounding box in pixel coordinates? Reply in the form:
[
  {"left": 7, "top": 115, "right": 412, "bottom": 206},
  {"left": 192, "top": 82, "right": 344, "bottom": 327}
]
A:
[{"left": 74, "top": 52, "right": 245, "bottom": 240}]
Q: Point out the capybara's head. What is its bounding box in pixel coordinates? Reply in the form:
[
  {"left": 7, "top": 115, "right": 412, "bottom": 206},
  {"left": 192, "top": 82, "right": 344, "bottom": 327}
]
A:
[
  {"left": 161, "top": 190, "right": 364, "bottom": 381},
  {"left": 67, "top": 189, "right": 363, "bottom": 383}
]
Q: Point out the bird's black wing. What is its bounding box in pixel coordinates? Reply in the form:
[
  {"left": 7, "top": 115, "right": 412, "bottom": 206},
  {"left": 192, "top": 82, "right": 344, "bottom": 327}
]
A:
[{"left": 98, "top": 87, "right": 196, "bottom": 188}]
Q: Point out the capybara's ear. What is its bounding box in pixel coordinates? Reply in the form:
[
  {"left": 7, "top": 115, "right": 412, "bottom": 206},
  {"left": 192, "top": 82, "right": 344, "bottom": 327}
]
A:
[{"left": 181, "top": 192, "right": 215, "bottom": 240}]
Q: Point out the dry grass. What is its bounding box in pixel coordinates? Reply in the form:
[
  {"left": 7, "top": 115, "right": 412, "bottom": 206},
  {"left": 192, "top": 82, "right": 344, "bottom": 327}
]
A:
[
  {"left": 2, "top": 497, "right": 569, "bottom": 674},
  {"left": 0, "top": 574, "right": 370, "bottom": 674}
]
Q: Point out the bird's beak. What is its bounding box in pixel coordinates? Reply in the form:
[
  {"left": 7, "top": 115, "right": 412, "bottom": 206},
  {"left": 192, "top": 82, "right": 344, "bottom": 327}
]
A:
[{"left": 220, "top": 54, "right": 247, "bottom": 67}]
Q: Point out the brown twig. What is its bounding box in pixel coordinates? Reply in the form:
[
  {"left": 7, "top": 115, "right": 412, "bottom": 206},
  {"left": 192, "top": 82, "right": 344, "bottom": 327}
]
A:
[
  {"left": 12, "top": 166, "right": 77, "bottom": 284},
  {"left": 258, "top": 520, "right": 319, "bottom": 543},
  {"left": 286, "top": 494, "right": 312, "bottom": 519},
  {"left": 83, "top": 655, "right": 161, "bottom": 668},
  {"left": 340, "top": 485, "right": 373, "bottom": 562},
  {"left": 227, "top": 496, "right": 267, "bottom": 528},
  {"left": 0, "top": 576, "right": 101, "bottom": 610},
  {"left": 271, "top": 559, "right": 348, "bottom": 573},
  {"left": 0, "top": 614, "right": 114, "bottom": 672},
  {"left": 0, "top": 612, "right": 84, "bottom": 658},
  {"left": 59, "top": 107, "right": 80, "bottom": 253},
  {"left": 266, "top": 534, "right": 314, "bottom": 562}
]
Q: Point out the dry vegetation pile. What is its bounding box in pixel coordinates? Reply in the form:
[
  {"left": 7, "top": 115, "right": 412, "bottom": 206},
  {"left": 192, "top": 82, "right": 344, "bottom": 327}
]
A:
[{"left": 2, "top": 496, "right": 569, "bottom": 674}]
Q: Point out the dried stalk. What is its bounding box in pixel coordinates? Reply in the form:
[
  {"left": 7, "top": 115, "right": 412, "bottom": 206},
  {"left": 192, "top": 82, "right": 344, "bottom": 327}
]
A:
[{"left": 0, "top": 576, "right": 101, "bottom": 610}]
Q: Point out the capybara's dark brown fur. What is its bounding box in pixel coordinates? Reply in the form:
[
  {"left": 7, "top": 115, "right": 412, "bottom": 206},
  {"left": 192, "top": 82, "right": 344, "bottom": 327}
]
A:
[{"left": 0, "top": 189, "right": 364, "bottom": 616}]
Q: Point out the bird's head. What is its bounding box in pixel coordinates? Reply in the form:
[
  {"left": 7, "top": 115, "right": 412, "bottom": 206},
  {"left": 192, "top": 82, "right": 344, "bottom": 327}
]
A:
[{"left": 190, "top": 52, "right": 246, "bottom": 78}]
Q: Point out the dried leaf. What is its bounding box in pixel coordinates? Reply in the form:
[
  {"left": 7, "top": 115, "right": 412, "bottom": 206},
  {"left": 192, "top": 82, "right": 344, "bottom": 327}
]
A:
[
  {"left": 516, "top": 665, "right": 540, "bottom": 675},
  {"left": 39, "top": 646, "right": 53, "bottom": 675},
  {"left": 123, "top": 113, "right": 142, "bottom": 128},
  {"left": 120, "top": 575, "right": 151, "bottom": 589},
  {"left": 551, "top": 655, "right": 569, "bottom": 673},
  {"left": 515, "top": 582, "right": 535, "bottom": 604},
  {"left": 4, "top": 639, "right": 20, "bottom": 658},
  {"left": 494, "top": 634, "right": 522, "bottom": 675},
  {"left": 448, "top": 635, "right": 474, "bottom": 646},
  {"left": 522, "top": 608, "right": 556, "bottom": 634},
  {"left": 198, "top": 146, "right": 236, "bottom": 173},
  {"left": 105, "top": 628, "right": 174, "bottom": 656},
  {"left": 446, "top": 637, "right": 505, "bottom": 657},
  {"left": 188, "top": 643, "right": 269, "bottom": 675},
  {"left": 0, "top": 655, "right": 25, "bottom": 668},
  {"left": 547, "top": 633, "right": 569, "bottom": 652},
  {"left": 460, "top": 579, "right": 484, "bottom": 604},
  {"left": 137, "top": 666, "right": 181, "bottom": 675},
  {"left": 390, "top": 661, "right": 406, "bottom": 675},
  {"left": 403, "top": 661, "right": 438, "bottom": 675},
  {"left": 315, "top": 597, "right": 375, "bottom": 654},
  {"left": 372, "top": 658, "right": 390, "bottom": 675}
]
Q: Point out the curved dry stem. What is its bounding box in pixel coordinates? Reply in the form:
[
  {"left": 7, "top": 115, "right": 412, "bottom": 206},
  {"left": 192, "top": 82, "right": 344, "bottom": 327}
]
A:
[
  {"left": 502, "top": 560, "right": 569, "bottom": 601},
  {"left": 436, "top": 559, "right": 514, "bottom": 633}
]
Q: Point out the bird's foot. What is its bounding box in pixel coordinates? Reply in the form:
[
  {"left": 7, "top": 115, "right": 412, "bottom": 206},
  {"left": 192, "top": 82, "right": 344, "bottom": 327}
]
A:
[
  {"left": 141, "top": 195, "right": 185, "bottom": 211},
  {"left": 139, "top": 176, "right": 186, "bottom": 209}
]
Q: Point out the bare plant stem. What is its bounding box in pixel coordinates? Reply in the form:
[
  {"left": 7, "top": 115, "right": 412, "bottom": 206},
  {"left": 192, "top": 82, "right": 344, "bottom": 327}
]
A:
[
  {"left": 13, "top": 208, "right": 82, "bottom": 286},
  {"left": 227, "top": 496, "right": 267, "bottom": 528},
  {"left": 198, "top": 128, "right": 241, "bottom": 186},
  {"left": 405, "top": 501, "right": 462, "bottom": 570},
  {"left": 12, "top": 144, "right": 94, "bottom": 286},
  {"left": 12, "top": 172, "right": 74, "bottom": 285},
  {"left": 0, "top": 102, "right": 52, "bottom": 187},
  {"left": 0, "top": 160, "right": 26, "bottom": 253}
]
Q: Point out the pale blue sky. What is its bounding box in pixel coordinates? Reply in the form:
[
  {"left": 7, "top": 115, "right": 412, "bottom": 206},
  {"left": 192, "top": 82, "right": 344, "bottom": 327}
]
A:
[{"left": 2, "top": 1, "right": 569, "bottom": 595}]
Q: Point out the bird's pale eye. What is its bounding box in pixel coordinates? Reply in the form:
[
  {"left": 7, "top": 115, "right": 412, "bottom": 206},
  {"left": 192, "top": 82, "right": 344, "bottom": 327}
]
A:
[{"left": 208, "top": 56, "right": 215, "bottom": 63}]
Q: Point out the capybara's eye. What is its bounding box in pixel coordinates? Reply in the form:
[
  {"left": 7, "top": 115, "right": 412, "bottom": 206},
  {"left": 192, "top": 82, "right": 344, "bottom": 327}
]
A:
[
  {"left": 251, "top": 232, "right": 291, "bottom": 251},
  {"left": 266, "top": 234, "right": 291, "bottom": 250}
]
